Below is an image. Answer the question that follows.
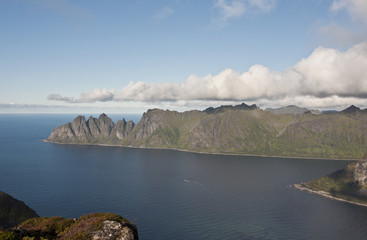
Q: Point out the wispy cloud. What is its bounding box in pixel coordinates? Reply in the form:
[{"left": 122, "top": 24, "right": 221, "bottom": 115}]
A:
[
  {"left": 317, "top": 0, "right": 367, "bottom": 48},
  {"left": 48, "top": 89, "right": 115, "bottom": 103},
  {"left": 331, "top": 0, "right": 367, "bottom": 24},
  {"left": 153, "top": 6, "right": 174, "bottom": 20},
  {"left": 47, "top": 94, "right": 75, "bottom": 103},
  {"left": 213, "top": 0, "right": 276, "bottom": 28},
  {"left": 48, "top": 41, "right": 367, "bottom": 109}
]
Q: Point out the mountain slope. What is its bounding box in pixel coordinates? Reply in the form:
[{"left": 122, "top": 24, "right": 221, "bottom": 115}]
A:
[
  {"left": 0, "top": 191, "right": 39, "bottom": 229},
  {"left": 294, "top": 159, "right": 367, "bottom": 206},
  {"left": 46, "top": 103, "right": 367, "bottom": 159}
]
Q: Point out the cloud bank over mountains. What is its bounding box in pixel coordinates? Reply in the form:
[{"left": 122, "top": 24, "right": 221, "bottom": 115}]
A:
[{"left": 48, "top": 41, "right": 367, "bottom": 108}]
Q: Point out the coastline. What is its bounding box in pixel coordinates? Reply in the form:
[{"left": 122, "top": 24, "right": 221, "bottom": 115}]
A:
[
  {"left": 42, "top": 139, "right": 358, "bottom": 161},
  {"left": 292, "top": 184, "right": 367, "bottom": 207}
]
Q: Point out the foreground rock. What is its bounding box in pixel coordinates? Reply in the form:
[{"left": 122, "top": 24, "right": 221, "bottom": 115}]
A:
[
  {"left": 46, "top": 103, "right": 367, "bottom": 159},
  {"left": 294, "top": 159, "right": 367, "bottom": 206},
  {"left": 0, "top": 191, "right": 39, "bottom": 229},
  {"left": 0, "top": 213, "right": 138, "bottom": 240}
]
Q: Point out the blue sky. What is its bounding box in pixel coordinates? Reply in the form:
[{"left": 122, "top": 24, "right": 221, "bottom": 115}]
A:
[{"left": 1, "top": 0, "right": 367, "bottom": 113}]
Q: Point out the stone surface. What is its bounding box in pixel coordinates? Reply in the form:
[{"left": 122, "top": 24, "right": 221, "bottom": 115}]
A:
[
  {"left": 92, "top": 220, "right": 136, "bottom": 240},
  {"left": 353, "top": 160, "right": 367, "bottom": 185}
]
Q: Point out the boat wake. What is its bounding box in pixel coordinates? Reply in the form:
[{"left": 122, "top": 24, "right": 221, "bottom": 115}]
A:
[{"left": 184, "top": 179, "right": 209, "bottom": 190}]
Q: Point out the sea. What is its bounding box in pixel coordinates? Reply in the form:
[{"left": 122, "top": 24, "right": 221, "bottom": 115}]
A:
[{"left": 1, "top": 114, "right": 367, "bottom": 240}]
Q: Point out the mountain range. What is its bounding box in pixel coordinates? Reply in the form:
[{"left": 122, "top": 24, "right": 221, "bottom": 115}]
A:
[{"left": 46, "top": 103, "right": 367, "bottom": 160}]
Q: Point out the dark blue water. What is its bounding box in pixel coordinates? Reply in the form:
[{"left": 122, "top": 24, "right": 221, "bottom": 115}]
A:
[{"left": 1, "top": 114, "right": 367, "bottom": 239}]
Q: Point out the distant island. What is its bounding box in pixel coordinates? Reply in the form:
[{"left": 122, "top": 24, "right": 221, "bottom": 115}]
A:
[
  {"left": 45, "top": 103, "right": 367, "bottom": 160},
  {"left": 293, "top": 158, "right": 367, "bottom": 207}
]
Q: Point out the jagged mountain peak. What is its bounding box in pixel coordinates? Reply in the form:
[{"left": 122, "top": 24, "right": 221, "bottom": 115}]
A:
[{"left": 341, "top": 105, "right": 361, "bottom": 114}]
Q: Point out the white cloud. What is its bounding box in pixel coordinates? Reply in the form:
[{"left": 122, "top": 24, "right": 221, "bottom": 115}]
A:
[
  {"left": 214, "top": 0, "right": 246, "bottom": 22},
  {"left": 79, "top": 88, "right": 115, "bottom": 102},
  {"left": 331, "top": 0, "right": 367, "bottom": 24},
  {"left": 213, "top": 0, "right": 276, "bottom": 28},
  {"left": 47, "top": 41, "right": 367, "bottom": 109},
  {"left": 47, "top": 94, "right": 75, "bottom": 103},
  {"left": 48, "top": 89, "right": 115, "bottom": 103}
]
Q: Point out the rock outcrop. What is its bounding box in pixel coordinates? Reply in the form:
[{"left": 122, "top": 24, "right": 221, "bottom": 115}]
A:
[
  {"left": 91, "top": 220, "right": 136, "bottom": 240},
  {"left": 47, "top": 104, "right": 367, "bottom": 159},
  {"left": 0, "top": 213, "right": 138, "bottom": 240},
  {"left": 47, "top": 114, "right": 135, "bottom": 144},
  {"left": 0, "top": 191, "right": 39, "bottom": 229},
  {"left": 295, "top": 159, "right": 367, "bottom": 206},
  {"left": 353, "top": 160, "right": 367, "bottom": 185}
]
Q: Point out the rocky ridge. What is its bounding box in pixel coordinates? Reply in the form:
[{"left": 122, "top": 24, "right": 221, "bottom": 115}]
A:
[
  {"left": 48, "top": 114, "right": 134, "bottom": 144},
  {"left": 47, "top": 103, "right": 367, "bottom": 159}
]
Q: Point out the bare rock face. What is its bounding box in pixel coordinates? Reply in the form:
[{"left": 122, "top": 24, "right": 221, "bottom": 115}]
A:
[
  {"left": 87, "top": 116, "right": 101, "bottom": 137},
  {"left": 115, "top": 119, "right": 135, "bottom": 140},
  {"left": 48, "top": 114, "right": 135, "bottom": 144},
  {"left": 98, "top": 113, "right": 115, "bottom": 137},
  {"left": 48, "top": 123, "right": 75, "bottom": 142},
  {"left": 91, "top": 220, "right": 136, "bottom": 240},
  {"left": 132, "top": 110, "right": 162, "bottom": 141},
  {"left": 353, "top": 160, "right": 367, "bottom": 185},
  {"left": 71, "top": 116, "right": 91, "bottom": 141}
]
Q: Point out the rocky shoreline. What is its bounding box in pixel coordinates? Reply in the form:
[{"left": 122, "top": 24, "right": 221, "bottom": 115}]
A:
[{"left": 292, "top": 184, "right": 367, "bottom": 207}]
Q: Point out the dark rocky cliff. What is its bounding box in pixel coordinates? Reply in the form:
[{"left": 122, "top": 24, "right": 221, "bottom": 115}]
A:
[{"left": 0, "top": 191, "right": 39, "bottom": 229}]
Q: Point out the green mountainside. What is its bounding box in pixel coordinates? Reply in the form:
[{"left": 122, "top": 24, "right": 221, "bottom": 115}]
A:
[{"left": 46, "top": 103, "right": 367, "bottom": 159}]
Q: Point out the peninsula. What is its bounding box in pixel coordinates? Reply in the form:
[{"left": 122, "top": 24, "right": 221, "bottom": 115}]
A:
[
  {"left": 46, "top": 103, "right": 367, "bottom": 160},
  {"left": 293, "top": 158, "right": 367, "bottom": 207}
]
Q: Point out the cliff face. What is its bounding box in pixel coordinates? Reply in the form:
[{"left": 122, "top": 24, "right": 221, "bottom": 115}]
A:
[
  {"left": 47, "top": 114, "right": 135, "bottom": 144},
  {"left": 47, "top": 103, "right": 367, "bottom": 159},
  {"left": 0, "top": 191, "right": 39, "bottom": 229}
]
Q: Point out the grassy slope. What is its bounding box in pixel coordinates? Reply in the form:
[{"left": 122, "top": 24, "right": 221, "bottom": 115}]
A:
[
  {"left": 0, "top": 213, "right": 137, "bottom": 240},
  {"left": 120, "top": 108, "right": 367, "bottom": 159},
  {"left": 302, "top": 162, "right": 367, "bottom": 204},
  {"left": 49, "top": 107, "right": 367, "bottom": 159}
]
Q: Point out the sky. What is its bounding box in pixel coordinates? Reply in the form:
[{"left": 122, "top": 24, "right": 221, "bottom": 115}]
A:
[{"left": 1, "top": 0, "right": 367, "bottom": 113}]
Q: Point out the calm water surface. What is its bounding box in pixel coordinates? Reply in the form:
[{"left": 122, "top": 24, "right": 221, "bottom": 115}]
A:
[{"left": 1, "top": 114, "right": 367, "bottom": 239}]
